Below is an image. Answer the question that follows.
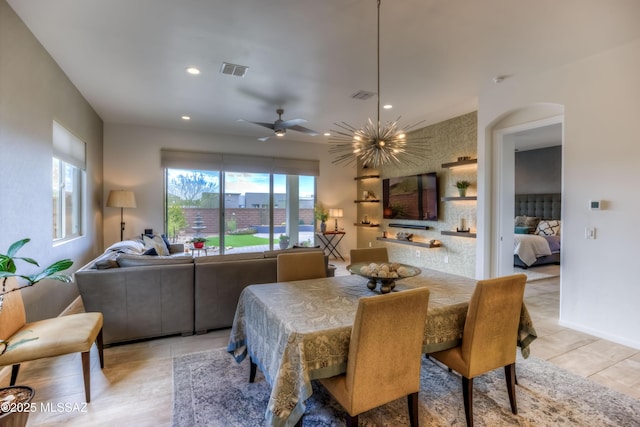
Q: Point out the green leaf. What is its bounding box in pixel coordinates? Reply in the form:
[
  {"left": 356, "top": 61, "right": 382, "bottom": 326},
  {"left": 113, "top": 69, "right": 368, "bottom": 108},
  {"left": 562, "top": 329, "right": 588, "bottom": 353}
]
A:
[
  {"left": 26, "top": 259, "right": 73, "bottom": 284},
  {"left": 6, "top": 238, "right": 30, "bottom": 257}
]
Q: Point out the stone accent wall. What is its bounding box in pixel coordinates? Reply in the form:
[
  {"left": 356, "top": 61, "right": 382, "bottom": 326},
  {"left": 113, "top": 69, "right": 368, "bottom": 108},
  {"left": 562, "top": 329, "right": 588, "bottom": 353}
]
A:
[{"left": 356, "top": 111, "right": 478, "bottom": 278}]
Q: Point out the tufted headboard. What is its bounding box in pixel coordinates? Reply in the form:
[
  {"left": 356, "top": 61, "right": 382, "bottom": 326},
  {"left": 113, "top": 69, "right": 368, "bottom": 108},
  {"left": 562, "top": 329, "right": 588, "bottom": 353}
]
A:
[{"left": 515, "top": 193, "right": 561, "bottom": 220}]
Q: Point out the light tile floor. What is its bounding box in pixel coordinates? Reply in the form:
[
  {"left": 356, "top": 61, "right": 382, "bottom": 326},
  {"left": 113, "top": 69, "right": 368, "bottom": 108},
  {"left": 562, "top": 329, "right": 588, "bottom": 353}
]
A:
[{"left": 2, "top": 261, "right": 638, "bottom": 426}]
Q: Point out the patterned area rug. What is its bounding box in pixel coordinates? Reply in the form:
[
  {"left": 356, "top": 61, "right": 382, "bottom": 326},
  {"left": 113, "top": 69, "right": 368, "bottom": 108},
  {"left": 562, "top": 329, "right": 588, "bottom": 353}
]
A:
[{"left": 173, "top": 348, "right": 640, "bottom": 427}]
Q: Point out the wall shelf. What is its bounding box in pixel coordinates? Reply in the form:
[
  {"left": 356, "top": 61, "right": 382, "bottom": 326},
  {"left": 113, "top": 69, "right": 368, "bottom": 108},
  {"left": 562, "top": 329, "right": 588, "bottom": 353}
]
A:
[
  {"left": 354, "top": 175, "right": 380, "bottom": 181},
  {"left": 441, "top": 196, "right": 477, "bottom": 201},
  {"left": 354, "top": 223, "right": 380, "bottom": 227},
  {"left": 441, "top": 158, "right": 477, "bottom": 168},
  {"left": 388, "top": 223, "right": 430, "bottom": 230},
  {"left": 354, "top": 199, "right": 380, "bottom": 203},
  {"left": 376, "top": 237, "right": 441, "bottom": 248},
  {"left": 441, "top": 230, "right": 476, "bottom": 238}
]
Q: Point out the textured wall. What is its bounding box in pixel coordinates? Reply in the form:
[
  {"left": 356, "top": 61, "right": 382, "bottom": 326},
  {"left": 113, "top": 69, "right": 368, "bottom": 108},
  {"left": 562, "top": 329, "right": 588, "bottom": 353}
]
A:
[{"left": 356, "top": 112, "right": 477, "bottom": 278}]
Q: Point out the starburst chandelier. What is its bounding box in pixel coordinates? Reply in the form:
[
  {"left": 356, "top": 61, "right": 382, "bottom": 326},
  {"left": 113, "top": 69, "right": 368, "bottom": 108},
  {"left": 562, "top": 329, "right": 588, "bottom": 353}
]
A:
[{"left": 328, "top": 0, "right": 431, "bottom": 168}]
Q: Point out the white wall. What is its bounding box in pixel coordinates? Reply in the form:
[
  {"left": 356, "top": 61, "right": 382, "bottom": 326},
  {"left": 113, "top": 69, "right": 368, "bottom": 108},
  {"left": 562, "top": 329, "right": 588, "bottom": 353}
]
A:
[
  {"left": 0, "top": 0, "right": 104, "bottom": 320},
  {"left": 477, "top": 38, "right": 640, "bottom": 349},
  {"left": 103, "top": 124, "right": 356, "bottom": 255}
]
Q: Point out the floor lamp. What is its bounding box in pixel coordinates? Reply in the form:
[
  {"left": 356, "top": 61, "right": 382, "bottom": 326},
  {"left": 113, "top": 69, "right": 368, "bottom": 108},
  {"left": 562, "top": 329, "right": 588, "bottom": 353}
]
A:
[{"left": 106, "top": 190, "right": 137, "bottom": 241}]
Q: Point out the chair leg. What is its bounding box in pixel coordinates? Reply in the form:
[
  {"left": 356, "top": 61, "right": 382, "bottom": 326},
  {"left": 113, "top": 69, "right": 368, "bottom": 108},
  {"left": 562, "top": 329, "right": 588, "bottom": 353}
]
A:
[
  {"left": 462, "top": 376, "right": 474, "bottom": 427},
  {"left": 10, "top": 364, "right": 20, "bottom": 386},
  {"left": 407, "top": 392, "right": 419, "bottom": 427},
  {"left": 505, "top": 363, "right": 518, "bottom": 414},
  {"left": 346, "top": 414, "right": 358, "bottom": 427},
  {"left": 249, "top": 356, "right": 257, "bottom": 383},
  {"left": 96, "top": 328, "right": 105, "bottom": 369},
  {"left": 81, "top": 351, "right": 91, "bottom": 403}
]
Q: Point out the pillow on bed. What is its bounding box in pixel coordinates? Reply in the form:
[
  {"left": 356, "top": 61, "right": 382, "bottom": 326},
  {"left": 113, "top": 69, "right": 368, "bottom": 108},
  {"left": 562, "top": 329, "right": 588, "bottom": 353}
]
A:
[
  {"left": 536, "top": 220, "right": 561, "bottom": 236},
  {"left": 515, "top": 215, "right": 541, "bottom": 229},
  {"left": 515, "top": 226, "right": 533, "bottom": 234}
]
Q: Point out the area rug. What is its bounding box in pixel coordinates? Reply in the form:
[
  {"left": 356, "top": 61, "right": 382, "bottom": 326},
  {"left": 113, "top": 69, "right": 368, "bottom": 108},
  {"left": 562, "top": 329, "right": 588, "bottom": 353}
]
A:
[{"left": 173, "top": 348, "right": 640, "bottom": 426}]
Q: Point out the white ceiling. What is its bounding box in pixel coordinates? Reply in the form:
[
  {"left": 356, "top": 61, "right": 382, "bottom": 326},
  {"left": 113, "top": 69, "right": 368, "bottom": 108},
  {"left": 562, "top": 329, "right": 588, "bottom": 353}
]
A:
[{"left": 7, "top": 0, "right": 640, "bottom": 144}]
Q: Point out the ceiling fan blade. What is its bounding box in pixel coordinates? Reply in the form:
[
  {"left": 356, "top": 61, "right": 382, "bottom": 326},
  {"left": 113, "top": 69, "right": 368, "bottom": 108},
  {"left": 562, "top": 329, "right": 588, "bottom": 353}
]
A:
[
  {"left": 280, "top": 118, "right": 307, "bottom": 128},
  {"left": 242, "top": 120, "right": 275, "bottom": 130},
  {"left": 288, "top": 125, "right": 319, "bottom": 136}
]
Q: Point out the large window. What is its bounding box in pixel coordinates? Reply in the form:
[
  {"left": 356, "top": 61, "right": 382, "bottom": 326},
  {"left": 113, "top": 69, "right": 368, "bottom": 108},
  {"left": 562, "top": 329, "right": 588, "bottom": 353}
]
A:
[
  {"left": 161, "top": 150, "right": 319, "bottom": 255},
  {"left": 52, "top": 122, "right": 85, "bottom": 241}
]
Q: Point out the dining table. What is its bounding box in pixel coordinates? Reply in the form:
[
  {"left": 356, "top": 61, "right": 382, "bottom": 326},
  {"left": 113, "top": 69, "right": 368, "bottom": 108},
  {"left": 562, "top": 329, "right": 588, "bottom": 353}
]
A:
[{"left": 227, "top": 268, "right": 537, "bottom": 427}]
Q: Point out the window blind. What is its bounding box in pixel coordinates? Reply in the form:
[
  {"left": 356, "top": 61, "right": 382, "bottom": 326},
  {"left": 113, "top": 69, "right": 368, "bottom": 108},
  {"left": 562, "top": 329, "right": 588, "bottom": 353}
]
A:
[
  {"left": 160, "top": 149, "right": 319, "bottom": 176},
  {"left": 53, "top": 121, "right": 86, "bottom": 170}
]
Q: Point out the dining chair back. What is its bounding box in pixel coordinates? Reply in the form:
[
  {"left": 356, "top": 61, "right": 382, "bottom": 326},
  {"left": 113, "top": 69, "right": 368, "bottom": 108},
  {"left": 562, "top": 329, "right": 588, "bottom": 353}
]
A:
[
  {"left": 429, "top": 273, "right": 526, "bottom": 427},
  {"left": 317, "top": 287, "right": 430, "bottom": 427},
  {"left": 0, "top": 278, "right": 104, "bottom": 402},
  {"left": 347, "top": 247, "right": 389, "bottom": 270},
  {"left": 276, "top": 251, "right": 326, "bottom": 282}
]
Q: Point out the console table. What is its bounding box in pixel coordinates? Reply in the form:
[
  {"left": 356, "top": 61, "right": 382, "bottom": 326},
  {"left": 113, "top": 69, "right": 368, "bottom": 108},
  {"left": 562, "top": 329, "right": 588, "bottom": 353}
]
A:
[{"left": 316, "top": 231, "right": 346, "bottom": 261}]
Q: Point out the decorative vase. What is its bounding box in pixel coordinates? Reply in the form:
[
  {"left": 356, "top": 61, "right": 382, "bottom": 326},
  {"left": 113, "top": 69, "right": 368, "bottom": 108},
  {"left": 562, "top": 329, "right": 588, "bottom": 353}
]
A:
[
  {"left": 320, "top": 221, "right": 327, "bottom": 233},
  {"left": 458, "top": 188, "right": 467, "bottom": 197},
  {"left": 279, "top": 240, "right": 289, "bottom": 249},
  {"left": 0, "top": 386, "right": 35, "bottom": 427}
]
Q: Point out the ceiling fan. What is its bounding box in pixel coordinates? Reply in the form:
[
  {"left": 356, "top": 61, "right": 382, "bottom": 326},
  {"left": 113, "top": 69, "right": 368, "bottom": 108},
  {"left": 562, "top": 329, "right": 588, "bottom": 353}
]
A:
[{"left": 242, "top": 108, "right": 319, "bottom": 141}]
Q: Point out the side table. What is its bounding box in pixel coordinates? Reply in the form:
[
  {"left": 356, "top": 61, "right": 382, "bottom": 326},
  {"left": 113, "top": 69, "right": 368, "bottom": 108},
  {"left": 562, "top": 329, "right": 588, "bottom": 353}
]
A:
[{"left": 316, "top": 231, "right": 346, "bottom": 261}]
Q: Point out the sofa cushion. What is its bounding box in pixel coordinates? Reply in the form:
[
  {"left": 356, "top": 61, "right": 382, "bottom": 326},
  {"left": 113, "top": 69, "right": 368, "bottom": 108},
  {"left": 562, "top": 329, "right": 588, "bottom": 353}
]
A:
[{"left": 116, "top": 254, "right": 194, "bottom": 267}]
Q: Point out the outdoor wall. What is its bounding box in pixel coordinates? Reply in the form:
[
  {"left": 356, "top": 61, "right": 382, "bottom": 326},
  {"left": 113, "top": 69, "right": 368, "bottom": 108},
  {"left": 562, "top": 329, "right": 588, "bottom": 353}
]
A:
[
  {"left": 477, "top": 38, "right": 640, "bottom": 349},
  {"left": 0, "top": 0, "right": 104, "bottom": 320}
]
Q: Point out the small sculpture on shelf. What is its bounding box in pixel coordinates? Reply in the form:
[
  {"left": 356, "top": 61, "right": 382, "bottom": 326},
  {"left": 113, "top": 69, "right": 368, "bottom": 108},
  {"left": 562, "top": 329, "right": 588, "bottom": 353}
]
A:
[{"left": 396, "top": 232, "right": 413, "bottom": 241}]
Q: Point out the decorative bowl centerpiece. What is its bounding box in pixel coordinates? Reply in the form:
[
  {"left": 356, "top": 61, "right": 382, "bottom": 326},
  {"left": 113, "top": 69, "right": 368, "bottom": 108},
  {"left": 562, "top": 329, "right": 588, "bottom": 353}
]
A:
[{"left": 349, "top": 262, "right": 421, "bottom": 294}]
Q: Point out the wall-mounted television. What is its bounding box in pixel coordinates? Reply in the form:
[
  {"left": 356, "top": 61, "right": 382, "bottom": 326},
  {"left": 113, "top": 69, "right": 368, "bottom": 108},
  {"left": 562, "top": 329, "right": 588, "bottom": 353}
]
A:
[{"left": 382, "top": 172, "right": 438, "bottom": 221}]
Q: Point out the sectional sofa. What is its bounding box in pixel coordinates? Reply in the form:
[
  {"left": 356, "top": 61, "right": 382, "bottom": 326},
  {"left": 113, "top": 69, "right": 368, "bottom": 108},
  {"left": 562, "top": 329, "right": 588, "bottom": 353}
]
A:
[{"left": 74, "top": 244, "right": 332, "bottom": 345}]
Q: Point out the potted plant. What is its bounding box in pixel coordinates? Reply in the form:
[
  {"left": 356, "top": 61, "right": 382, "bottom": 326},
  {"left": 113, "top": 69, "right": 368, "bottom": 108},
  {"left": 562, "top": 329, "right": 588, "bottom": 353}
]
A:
[
  {"left": 455, "top": 180, "right": 471, "bottom": 197},
  {"left": 314, "top": 203, "right": 329, "bottom": 233},
  {"left": 279, "top": 234, "right": 290, "bottom": 249},
  {"left": 188, "top": 237, "right": 207, "bottom": 249},
  {"left": 0, "top": 238, "right": 73, "bottom": 427}
]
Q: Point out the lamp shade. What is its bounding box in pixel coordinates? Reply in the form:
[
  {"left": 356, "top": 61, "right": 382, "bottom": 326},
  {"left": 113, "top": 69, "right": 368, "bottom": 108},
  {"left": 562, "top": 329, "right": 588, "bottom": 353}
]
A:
[
  {"left": 329, "top": 208, "right": 343, "bottom": 218},
  {"left": 106, "top": 190, "right": 137, "bottom": 209}
]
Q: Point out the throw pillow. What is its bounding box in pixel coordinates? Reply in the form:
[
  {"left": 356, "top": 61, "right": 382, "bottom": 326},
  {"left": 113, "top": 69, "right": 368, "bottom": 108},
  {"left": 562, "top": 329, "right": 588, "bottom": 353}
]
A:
[
  {"left": 143, "top": 247, "right": 159, "bottom": 256},
  {"left": 536, "top": 220, "right": 561, "bottom": 236},
  {"left": 143, "top": 234, "right": 170, "bottom": 256},
  {"left": 515, "top": 226, "right": 533, "bottom": 234}
]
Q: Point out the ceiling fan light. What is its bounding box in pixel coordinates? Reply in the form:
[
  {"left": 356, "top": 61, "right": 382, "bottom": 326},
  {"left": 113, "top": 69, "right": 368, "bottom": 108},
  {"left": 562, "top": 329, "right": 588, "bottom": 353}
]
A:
[{"left": 275, "top": 129, "right": 286, "bottom": 136}]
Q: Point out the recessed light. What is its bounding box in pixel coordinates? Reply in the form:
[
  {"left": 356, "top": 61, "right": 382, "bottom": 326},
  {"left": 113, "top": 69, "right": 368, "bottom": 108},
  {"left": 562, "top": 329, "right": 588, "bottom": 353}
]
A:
[
  {"left": 383, "top": 104, "right": 393, "bottom": 109},
  {"left": 181, "top": 115, "right": 191, "bottom": 121},
  {"left": 186, "top": 67, "right": 201, "bottom": 75},
  {"left": 324, "top": 132, "right": 331, "bottom": 136}
]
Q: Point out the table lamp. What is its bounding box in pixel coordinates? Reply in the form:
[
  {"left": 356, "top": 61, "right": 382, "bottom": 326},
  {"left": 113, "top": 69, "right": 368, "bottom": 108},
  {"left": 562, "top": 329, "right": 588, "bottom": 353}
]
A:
[
  {"left": 107, "top": 190, "right": 137, "bottom": 241},
  {"left": 329, "top": 208, "right": 343, "bottom": 232}
]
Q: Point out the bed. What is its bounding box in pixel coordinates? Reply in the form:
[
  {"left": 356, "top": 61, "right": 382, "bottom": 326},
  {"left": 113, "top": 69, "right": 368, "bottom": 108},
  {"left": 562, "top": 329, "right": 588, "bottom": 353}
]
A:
[{"left": 513, "top": 193, "right": 561, "bottom": 268}]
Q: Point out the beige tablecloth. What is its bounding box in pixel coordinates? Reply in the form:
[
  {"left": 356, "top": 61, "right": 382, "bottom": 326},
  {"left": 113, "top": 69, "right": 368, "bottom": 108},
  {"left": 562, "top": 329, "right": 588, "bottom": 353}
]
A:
[{"left": 227, "top": 269, "right": 536, "bottom": 427}]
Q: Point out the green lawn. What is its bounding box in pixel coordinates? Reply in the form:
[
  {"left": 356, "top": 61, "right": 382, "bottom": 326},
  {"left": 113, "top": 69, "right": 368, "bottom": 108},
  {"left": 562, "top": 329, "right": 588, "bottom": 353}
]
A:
[{"left": 205, "top": 234, "right": 270, "bottom": 247}]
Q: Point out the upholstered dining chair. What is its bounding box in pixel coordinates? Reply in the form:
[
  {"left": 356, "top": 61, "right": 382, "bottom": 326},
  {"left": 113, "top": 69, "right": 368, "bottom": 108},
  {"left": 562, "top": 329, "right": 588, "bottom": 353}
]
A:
[
  {"left": 312, "top": 287, "right": 431, "bottom": 427},
  {"left": 0, "top": 279, "right": 104, "bottom": 402},
  {"left": 428, "top": 274, "right": 527, "bottom": 427},
  {"left": 347, "top": 247, "right": 389, "bottom": 270},
  {"left": 276, "top": 251, "right": 327, "bottom": 282}
]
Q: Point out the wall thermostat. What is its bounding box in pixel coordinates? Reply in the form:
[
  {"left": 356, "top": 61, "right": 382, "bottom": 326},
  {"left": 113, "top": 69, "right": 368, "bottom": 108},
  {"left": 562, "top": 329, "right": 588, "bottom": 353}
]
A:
[{"left": 589, "top": 200, "right": 601, "bottom": 210}]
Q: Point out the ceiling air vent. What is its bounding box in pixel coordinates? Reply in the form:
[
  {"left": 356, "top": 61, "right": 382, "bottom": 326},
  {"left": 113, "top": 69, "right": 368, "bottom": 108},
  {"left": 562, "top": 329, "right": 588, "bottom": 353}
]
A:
[
  {"left": 351, "top": 90, "right": 375, "bottom": 100},
  {"left": 220, "top": 62, "right": 249, "bottom": 77}
]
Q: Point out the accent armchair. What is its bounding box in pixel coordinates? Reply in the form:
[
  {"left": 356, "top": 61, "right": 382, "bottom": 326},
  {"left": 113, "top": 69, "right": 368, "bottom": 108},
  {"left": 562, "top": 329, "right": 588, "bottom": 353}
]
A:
[
  {"left": 0, "top": 280, "right": 104, "bottom": 402},
  {"left": 428, "top": 274, "right": 527, "bottom": 427}
]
